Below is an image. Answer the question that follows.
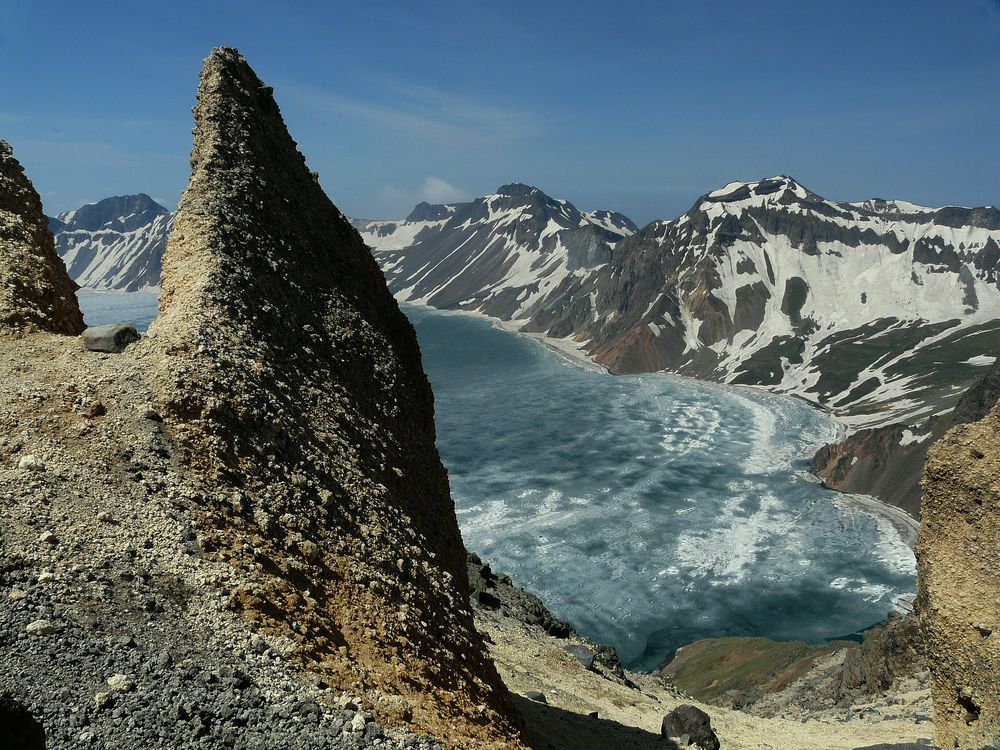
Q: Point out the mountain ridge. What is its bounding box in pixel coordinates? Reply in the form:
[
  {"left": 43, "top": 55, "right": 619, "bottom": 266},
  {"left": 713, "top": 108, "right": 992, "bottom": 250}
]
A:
[
  {"left": 374, "top": 176, "right": 1000, "bottom": 423},
  {"left": 49, "top": 177, "right": 1000, "bottom": 518},
  {"left": 52, "top": 193, "right": 173, "bottom": 292}
]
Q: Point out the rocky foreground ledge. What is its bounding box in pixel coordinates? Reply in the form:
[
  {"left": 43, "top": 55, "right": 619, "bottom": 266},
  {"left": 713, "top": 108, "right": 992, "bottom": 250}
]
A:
[{"left": 0, "top": 48, "right": 518, "bottom": 750}]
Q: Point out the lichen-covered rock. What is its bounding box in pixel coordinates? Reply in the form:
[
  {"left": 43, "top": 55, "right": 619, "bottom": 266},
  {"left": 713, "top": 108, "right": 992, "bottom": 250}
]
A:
[
  {"left": 0, "top": 139, "right": 84, "bottom": 336},
  {"left": 142, "top": 47, "right": 518, "bottom": 748},
  {"left": 917, "top": 402, "right": 1000, "bottom": 749}
]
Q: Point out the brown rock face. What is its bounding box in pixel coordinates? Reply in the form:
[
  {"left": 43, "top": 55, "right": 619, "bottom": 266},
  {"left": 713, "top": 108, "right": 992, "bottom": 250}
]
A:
[
  {"left": 811, "top": 423, "right": 925, "bottom": 518},
  {"left": 814, "top": 359, "right": 1000, "bottom": 519},
  {"left": 917, "top": 403, "right": 1000, "bottom": 749},
  {"left": 145, "top": 48, "right": 519, "bottom": 747},
  {"left": 0, "top": 139, "right": 84, "bottom": 335}
]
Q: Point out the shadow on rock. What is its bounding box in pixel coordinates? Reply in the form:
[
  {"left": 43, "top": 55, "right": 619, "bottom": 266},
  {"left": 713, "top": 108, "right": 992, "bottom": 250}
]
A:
[
  {"left": 512, "top": 694, "right": 671, "bottom": 750},
  {"left": 0, "top": 693, "right": 46, "bottom": 750}
]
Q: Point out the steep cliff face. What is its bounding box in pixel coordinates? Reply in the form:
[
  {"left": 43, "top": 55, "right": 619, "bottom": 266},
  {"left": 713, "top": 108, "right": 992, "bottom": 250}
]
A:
[
  {"left": 917, "top": 403, "right": 1000, "bottom": 748},
  {"left": 144, "top": 48, "right": 518, "bottom": 747},
  {"left": 813, "top": 357, "right": 1000, "bottom": 517},
  {"left": 0, "top": 139, "right": 84, "bottom": 335}
]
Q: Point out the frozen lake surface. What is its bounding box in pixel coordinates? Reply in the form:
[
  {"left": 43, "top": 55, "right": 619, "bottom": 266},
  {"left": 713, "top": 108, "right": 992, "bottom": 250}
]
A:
[{"left": 77, "top": 291, "right": 915, "bottom": 671}]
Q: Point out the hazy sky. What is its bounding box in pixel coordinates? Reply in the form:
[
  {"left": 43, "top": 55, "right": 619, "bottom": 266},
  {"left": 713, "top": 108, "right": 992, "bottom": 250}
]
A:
[{"left": 2, "top": 0, "right": 999, "bottom": 225}]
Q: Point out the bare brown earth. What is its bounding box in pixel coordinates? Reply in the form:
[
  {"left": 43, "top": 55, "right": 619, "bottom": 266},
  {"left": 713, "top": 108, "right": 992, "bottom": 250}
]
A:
[{"left": 918, "top": 404, "right": 1000, "bottom": 749}]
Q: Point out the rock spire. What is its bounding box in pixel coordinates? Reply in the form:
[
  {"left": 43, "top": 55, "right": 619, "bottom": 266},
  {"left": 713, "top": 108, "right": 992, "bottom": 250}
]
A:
[{"left": 146, "top": 47, "right": 519, "bottom": 747}]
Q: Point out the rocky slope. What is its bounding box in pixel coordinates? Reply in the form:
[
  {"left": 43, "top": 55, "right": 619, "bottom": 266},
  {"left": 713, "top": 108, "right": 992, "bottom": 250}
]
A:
[
  {"left": 661, "top": 612, "right": 928, "bottom": 719},
  {"left": 813, "top": 357, "right": 1000, "bottom": 518},
  {"left": 917, "top": 400, "right": 1000, "bottom": 748},
  {"left": 0, "top": 140, "right": 84, "bottom": 335},
  {"left": 1, "top": 48, "right": 524, "bottom": 750},
  {"left": 51, "top": 194, "right": 173, "bottom": 292},
  {"left": 469, "top": 557, "right": 936, "bottom": 750}
]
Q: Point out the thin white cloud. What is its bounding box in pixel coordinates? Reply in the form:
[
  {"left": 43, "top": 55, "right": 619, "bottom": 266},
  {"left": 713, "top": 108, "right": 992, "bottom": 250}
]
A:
[
  {"left": 282, "top": 80, "right": 544, "bottom": 146},
  {"left": 376, "top": 176, "right": 467, "bottom": 217},
  {"left": 417, "top": 176, "right": 464, "bottom": 203}
]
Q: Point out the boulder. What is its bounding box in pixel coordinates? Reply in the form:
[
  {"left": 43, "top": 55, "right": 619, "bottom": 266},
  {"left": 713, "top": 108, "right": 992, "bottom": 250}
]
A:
[
  {"left": 81, "top": 323, "right": 140, "bottom": 352},
  {"left": 661, "top": 704, "right": 720, "bottom": 750}
]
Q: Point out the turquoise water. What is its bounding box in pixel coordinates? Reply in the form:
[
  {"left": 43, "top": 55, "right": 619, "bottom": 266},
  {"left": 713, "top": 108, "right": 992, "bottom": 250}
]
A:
[
  {"left": 77, "top": 290, "right": 160, "bottom": 330},
  {"left": 77, "top": 292, "right": 916, "bottom": 671}
]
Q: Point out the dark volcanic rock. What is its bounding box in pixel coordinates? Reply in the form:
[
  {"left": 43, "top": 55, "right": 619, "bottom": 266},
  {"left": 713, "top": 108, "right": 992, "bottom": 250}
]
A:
[
  {"left": 661, "top": 704, "right": 720, "bottom": 750},
  {"left": 0, "top": 139, "right": 85, "bottom": 336},
  {"left": 466, "top": 553, "right": 628, "bottom": 681},
  {"left": 837, "top": 612, "right": 924, "bottom": 700},
  {"left": 0, "top": 692, "right": 46, "bottom": 750},
  {"left": 144, "top": 47, "right": 517, "bottom": 747}
]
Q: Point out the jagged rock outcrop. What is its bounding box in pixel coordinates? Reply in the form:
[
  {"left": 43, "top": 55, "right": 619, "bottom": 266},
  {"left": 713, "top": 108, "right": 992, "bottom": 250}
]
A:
[
  {"left": 917, "top": 403, "right": 1000, "bottom": 749},
  {"left": 0, "top": 139, "right": 84, "bottom": 335},
  {"left": 143, "top": 48, "right": 519, "bottom": 748},
  {"left": 836, "top": 612, "right": 925, "bottom": 700},
  {"left": 2, "top": 122, "right": 453, "bottom": 749}
]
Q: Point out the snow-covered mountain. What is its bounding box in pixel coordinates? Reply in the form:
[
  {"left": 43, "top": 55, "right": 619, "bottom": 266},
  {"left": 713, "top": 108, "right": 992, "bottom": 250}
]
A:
[
  {"left": 51, "top": 194, "right": 173, "bottom": 291},
  {"left": 373, "top": 177, "right": 1000, "bottom": 431},
  {"left": 368, "top": 182, "right": 638, "bottom": 321}
]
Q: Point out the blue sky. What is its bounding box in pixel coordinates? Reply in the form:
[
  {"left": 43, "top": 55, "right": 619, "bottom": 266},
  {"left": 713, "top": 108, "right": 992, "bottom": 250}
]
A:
[{"left": 1, "top": 0, "right": 999, "bottom": 225}]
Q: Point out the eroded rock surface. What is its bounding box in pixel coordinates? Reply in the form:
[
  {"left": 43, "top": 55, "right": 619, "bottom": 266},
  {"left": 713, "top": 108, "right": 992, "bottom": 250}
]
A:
[
  {"left": 143, "top": 47, "right": 517, "bottom": 748},
  {"left": 918, "top": 403, "right": 1000, "bottom": 749},
  {"left": 0, "top": 139, "right": 84, "bottom": 335}
]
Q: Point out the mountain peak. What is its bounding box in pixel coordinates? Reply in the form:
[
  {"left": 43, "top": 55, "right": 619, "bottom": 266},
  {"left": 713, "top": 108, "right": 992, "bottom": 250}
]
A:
[
  {"left": 404, "top": 200, "right": 460, "bottom": 222},
  {"left": 59, "top": 193, "right": 170, "bottom": 231},
  {"left": 495, "top": 181, "right": 541, "bottom": 199},
  {"left": 0, "top": 139, "right": 84, "bottom": 335}
]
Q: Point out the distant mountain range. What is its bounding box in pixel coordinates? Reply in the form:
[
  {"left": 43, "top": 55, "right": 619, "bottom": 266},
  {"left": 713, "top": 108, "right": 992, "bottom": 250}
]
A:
[
  {"left": 364, "top": 178, "right": 1000, "bottom": 422},
  {"left": 49, "top": 194, "right": 172, "bottom": 292},
  {"left": 53, "top": 179, "right": 1000, "bottom": 514}
]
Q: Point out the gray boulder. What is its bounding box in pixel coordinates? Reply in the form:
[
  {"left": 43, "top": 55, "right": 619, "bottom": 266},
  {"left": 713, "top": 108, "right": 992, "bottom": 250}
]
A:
[
  {"left": 81, "top": 323, "right": 140, "bottom": 353},
  {"left": 661, "top": 704, "right": 720, "bottom": 750}
]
